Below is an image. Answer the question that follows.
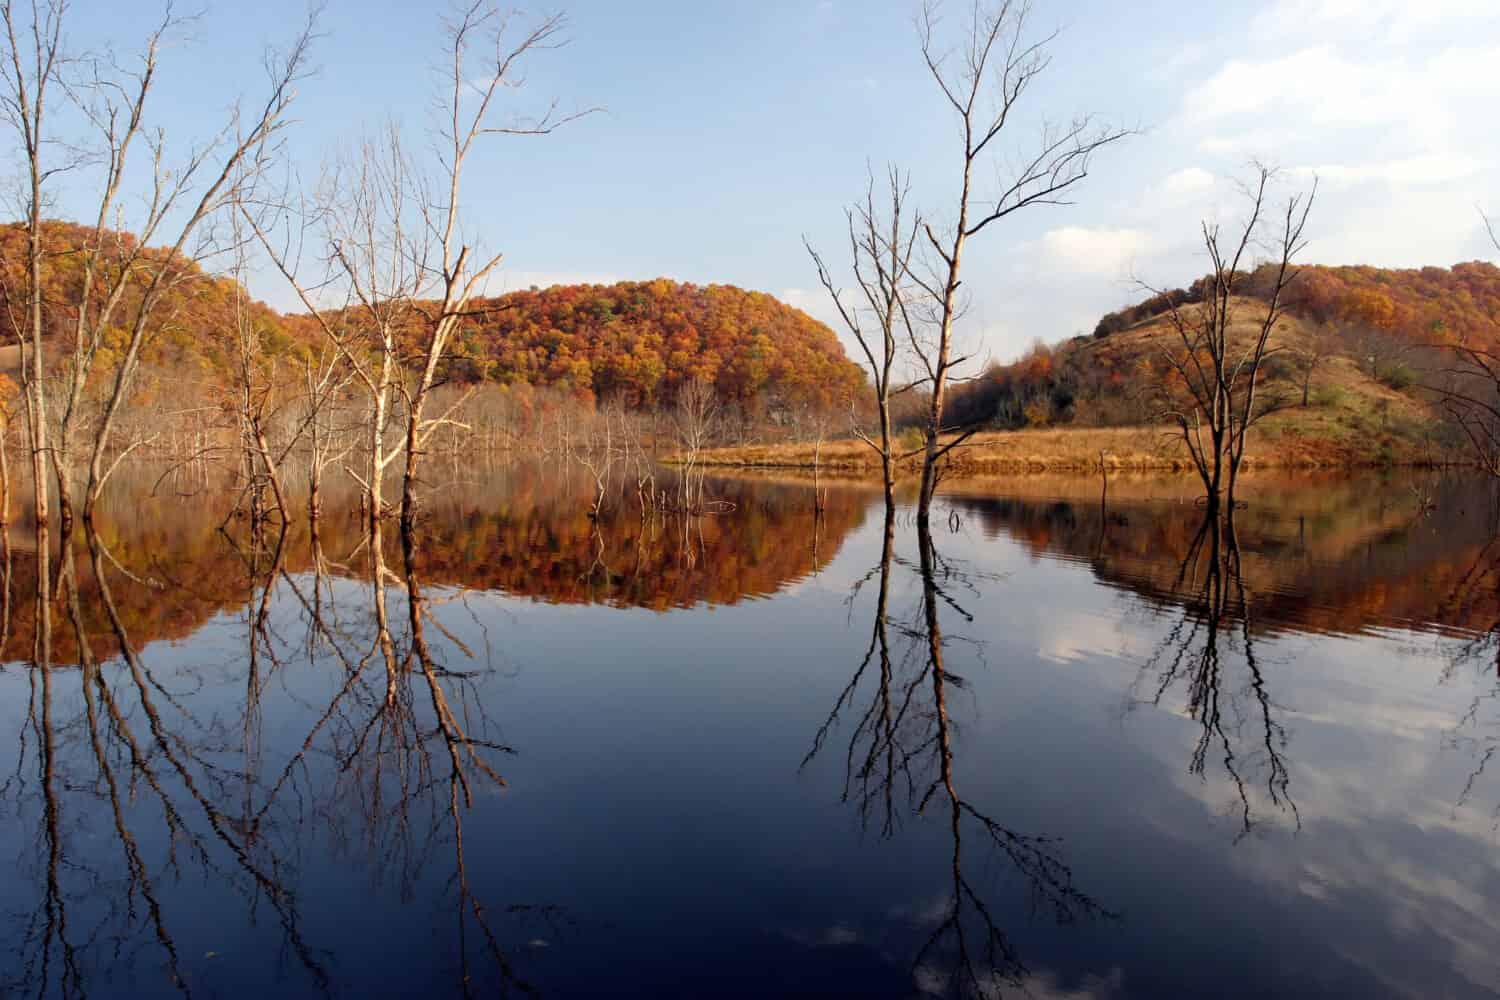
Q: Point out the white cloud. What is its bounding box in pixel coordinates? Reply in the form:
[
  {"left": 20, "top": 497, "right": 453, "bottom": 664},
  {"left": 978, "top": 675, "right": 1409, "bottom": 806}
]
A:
[
  {"left": 1252, "top": 0, "right": 1499, "bottom": 43},
  {"left": 1148, "top": 41, "right": 1212, "bottom": 82},
  {"left": 1296, "top": 153, "right": 1487, "bottom": 189},
  {"left": 1037, "top": 611, "right": 1135, "bottom": 665},
  {"left": 1160, "top": 167, "right": 1216, "bottom": 197},
  {"left": 1296, "top": 188, "right": 1491, "bottom": 269},
  {"left": 1157, "top": 17, "right": 1500, "bottom": 284},
  {"left": 780, "top": 286, "right": 833, "bottom": 321},
  {"left": 1039, "top": 227, "right": 1151, "bottom": 278},
  {"left": 1180, "top": 44, "right": 1500, "bottom": 150},
  {"left": 1196, "top": 128, "right": 1302, "bottom": 157},
  {"left": 1183, "top": 47, "right": 1407, "bottom": 127}
]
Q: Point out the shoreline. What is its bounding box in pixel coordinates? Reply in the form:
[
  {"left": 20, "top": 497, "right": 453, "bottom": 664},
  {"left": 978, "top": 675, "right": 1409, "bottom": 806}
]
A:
[{"left": 673, "top": 424, "right": 1465, "bottom": 479}]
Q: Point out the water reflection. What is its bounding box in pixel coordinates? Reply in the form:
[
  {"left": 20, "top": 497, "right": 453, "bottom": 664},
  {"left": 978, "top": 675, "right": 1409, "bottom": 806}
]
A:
[
  {"left": 948, "top": 473, "right": 1500, "bottom": 638},
  {"left": 1130, "top": 513, "right": 1298, "bottom": 842},
  {"left": 3, "top": 467, "right": 1500, "bottom": 997},
  {"left": 0, "top": 465, "right": 869, "bottom": 666},
  {"left": 3, "top": 512, "right": 535, "bottom": 997},
  {"left": 806, "top": 502, "right": 1112, "bottom": 995},
  {"left": 1435, "top": 532, "right": 1500, "bottom": 830}
]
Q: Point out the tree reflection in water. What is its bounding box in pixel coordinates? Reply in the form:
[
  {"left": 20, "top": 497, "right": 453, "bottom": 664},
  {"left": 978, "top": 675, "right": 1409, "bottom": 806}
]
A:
[
  {"left": 1, "top": 510, "right": 538, "bottom": 998},
  {"left": 806, "top": 501, "right": 1112, "bottom": 998},
  {"left": 1438, "top": 528, "right": 1500, "bottom": 828},
  {"left": 1130, "top": 512, "right": 1299, "bottom": 842}
]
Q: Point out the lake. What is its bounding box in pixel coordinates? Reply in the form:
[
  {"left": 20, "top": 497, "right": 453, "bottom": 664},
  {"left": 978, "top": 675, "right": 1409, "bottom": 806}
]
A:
[{"left": 2, "top": 463, "right": 1498, "bottom": 998}]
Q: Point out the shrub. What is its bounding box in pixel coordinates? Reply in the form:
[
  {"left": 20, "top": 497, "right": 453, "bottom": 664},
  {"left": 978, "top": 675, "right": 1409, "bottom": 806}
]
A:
[
  {"left": 1260, "top": 355, "right": 1296, "bottom": 382},
  {"left": 1311, "top": 385, "right": 1350, "bottom": 408},
  {"left": 1380, "top": 363, "right": 1416, "bottom": 391}
]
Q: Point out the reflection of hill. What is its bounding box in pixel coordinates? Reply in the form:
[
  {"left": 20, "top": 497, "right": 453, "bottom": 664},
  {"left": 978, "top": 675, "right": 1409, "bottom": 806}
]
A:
[
  {"left": 0, "top": 464, "right": 866, "bottom": 664},
  {"left": 949, "top": 474, "right": 1500, "bottom": 638},
  {"left": 405, "top": 469, "right": 867, "bottom": 610}
]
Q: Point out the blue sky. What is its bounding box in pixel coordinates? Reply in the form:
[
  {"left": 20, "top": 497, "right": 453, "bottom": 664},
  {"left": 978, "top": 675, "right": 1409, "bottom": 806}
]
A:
[{"left": 31, "top": 0, "right": 1500, "bottom": 366}]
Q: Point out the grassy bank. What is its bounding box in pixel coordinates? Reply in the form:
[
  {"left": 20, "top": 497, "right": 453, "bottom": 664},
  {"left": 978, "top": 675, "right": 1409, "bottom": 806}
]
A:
[{"left": 682, "top": 414, "right": 1455, "bottom": 478}]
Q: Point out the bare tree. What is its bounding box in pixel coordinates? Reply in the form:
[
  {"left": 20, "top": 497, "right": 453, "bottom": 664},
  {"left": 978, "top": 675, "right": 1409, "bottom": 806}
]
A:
[
  {"left": 248, "top": 130, "right": 418, "bottom": 532},
  {"left": 1149, "top": 166, "right": 1315, "bottom": 511},
  {"left": 1, "top": 0, "right": 66, "bottom": 667},
  {"left": 806, "top": 166, "right": 920, "bottom": 511},
  {"left": 299, "top": 347, "right": 356, "bottom": 520},
  {"left": 397, "top": 5, "right": 595, "bottom": 530},
  {"left": 1, "top": 3, "right": 318, "bottom": 531},
  {"left": 1432, "top": 344, "right": 1500, "bottom": 476},
  {"left": 1434, "top": 210, "right": 1500, "bottom": 475},
  {"left": 671, "top": 375, "right": 718, "bottom": 511},
  {"left": 248, "top": 4, "right": 593, "bottom": 531},
  {"left": 0, "top": 0, "right": 63, "bottom": 545},
  {"left": 227, "top": 202, "right": 293, "bottom": 525},
  {"left": 905, "top": 0, "right": 1129, "bottom": 525},
  {"left": 1355, "top": 325, "right": 1413, "bottom": 385}
]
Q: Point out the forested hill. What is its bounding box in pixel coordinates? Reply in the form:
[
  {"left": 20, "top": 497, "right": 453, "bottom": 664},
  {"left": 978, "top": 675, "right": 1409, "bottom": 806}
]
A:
[
  {"left": 438, "top": 279, "right": 866, "bottom": 408},
  {"left": 0, "top": 222, "right": 863, "bottom": 411},
  {"left": 946, "top": 260, "right": 1500, "bottom": 461}
]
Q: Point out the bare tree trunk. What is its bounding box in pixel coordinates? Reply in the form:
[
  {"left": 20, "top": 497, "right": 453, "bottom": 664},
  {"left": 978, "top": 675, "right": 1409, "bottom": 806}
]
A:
[{"left": 905, "top": 2, "right": 1127, "bottom": 526}]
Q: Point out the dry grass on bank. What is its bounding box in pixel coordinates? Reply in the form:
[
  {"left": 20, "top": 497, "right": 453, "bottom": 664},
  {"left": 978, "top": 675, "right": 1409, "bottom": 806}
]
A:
[
  {"left": 684, "top": 426, "right": 1182, "bottom": 476},
  {"left": 683, "top": 416, "right": 1451, "bottom": 479}
]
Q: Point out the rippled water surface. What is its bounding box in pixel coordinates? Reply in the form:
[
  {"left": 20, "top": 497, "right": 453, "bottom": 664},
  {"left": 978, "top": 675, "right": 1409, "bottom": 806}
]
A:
[{"left": 3, "top": 465, "right": 1499, "bottom": 998}]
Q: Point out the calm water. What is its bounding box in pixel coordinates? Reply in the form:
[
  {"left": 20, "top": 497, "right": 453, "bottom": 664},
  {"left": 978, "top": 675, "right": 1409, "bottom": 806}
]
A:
[{"left": 3, "top": 464, "right": 1499, "bottom": 998}]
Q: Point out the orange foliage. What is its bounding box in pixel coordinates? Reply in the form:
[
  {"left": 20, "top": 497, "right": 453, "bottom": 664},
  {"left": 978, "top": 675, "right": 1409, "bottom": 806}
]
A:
[
  {"left": 442, "top": 279, "right": 865, "bottom": 409},
  {"left": 1, "top": 223, "right": 864, "bottom": 412}
]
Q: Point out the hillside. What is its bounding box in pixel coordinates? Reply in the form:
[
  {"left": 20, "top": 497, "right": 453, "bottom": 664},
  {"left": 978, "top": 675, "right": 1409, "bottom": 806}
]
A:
[
  {"left": 0, "top": 220, "right": 308, "bottom": 382},
  {"left": 692, "top": 262, "right": 1500, "bottom": 475},
  {"left": 441, "top": 279, "right": 865, "bottom": 409},
  {"left": 942, "top": 261, "right": 1500, "bottom": 464},
  {"left": 0, "top": 222, "right": 862, "bottom": 413}
]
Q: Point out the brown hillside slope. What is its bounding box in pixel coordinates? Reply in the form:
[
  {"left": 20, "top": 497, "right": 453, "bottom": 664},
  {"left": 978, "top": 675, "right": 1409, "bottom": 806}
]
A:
[{"left": 695, "top": 297, "right": 1450, "bottom": 475}]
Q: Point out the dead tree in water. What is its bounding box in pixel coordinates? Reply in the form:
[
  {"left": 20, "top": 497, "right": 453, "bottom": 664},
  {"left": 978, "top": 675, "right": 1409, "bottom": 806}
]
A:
[
  {"left": 806, "top": 166, "right": 920, "bottom": 512},
  {"left": 0, "top": 0, "right": 62, "bottom": 554},
  {"left": 671, "top": 376, "right": 718, "bottom": 512},
  {"left": 228, "top": 206, "right": 292, "bottom": 525},
  {"left": 246, "top": 131, "right": 419, "bottom": 533},
  {"left": 249, "top": 5, "right": 593, "bottom": 530},
  {"left": 1149, "top": 166, "right": 1314, "bottom": 512},
  {"left": 1, "top": 0, "right": 66, "bottom": 663},
  {"left": 1, "top": 3, "right": 306, "bottom": 670},
  {"left": 4, "top": 5, "right": 315, "bottom": 529},
  {"left": 397, "top": 6, "right": 595, "bottom": 530},
  {"left": 906, "top": 0, "right": 1128, "bottom": 526},
  {"left": 301, "top": 349, "right": 356, "bottom": 520}
]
